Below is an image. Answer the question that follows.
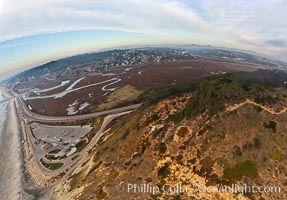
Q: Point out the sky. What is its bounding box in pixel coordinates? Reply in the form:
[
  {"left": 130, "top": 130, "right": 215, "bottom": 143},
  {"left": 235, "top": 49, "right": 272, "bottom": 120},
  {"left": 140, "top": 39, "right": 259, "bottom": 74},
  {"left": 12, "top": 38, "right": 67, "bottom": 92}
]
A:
[{"left": 0, "top": 0, "right": 287, "bottom": 78}]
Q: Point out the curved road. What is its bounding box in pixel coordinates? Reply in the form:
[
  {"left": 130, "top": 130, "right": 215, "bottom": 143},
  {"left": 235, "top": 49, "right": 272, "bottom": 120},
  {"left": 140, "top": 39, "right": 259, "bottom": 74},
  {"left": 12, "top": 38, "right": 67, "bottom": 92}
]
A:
[
  {"left": 8, "top": 89, "right": 142, "bottom": 177},
  {"left": 23, "top": 109, "right": 134, "bottom": 176},
  {"left": 16, "top": 96, "right": 141, "bottom": 123}
]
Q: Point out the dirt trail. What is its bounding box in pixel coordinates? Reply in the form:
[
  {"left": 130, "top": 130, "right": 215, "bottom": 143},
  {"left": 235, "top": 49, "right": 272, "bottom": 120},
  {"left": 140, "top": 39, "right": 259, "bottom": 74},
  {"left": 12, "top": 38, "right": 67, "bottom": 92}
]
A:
[{"left": 226, "top": 98, "right": 287, "bottom": 115}]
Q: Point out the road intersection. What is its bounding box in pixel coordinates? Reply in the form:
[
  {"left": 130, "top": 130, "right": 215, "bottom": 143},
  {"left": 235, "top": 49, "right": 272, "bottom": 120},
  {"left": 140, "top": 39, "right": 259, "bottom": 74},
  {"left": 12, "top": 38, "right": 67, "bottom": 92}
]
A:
[{"left": 9, "top": 89, "right": 141, "bottom": 176}]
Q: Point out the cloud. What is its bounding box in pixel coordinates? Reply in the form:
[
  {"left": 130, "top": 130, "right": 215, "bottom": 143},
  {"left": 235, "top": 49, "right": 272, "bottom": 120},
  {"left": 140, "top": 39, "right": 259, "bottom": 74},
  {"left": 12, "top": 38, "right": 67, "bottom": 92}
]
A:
[
  {"left": 194, "top": 0, "right": 287, "bottom": 56},
  {"left": 0, "top": 0, "right": 287, "bottom": 68},
  {"left": 266, "top": 40, "right": 286, "bottom": 48},
  {"left": 0, "top": 0, "right": 208, "bottom": 41},
  {"left": 1, "top": 1, "right": 286, "bottom": 46},
  {"left": 0, "top": 0, "right": 4, "bottom": 14}
]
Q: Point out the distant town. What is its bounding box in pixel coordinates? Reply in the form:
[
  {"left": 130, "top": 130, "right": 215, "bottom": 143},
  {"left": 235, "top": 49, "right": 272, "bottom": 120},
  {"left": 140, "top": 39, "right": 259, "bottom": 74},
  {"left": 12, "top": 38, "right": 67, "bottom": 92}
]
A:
[{"left": 9, "top": 47, "right": 287, "bottom": 86}]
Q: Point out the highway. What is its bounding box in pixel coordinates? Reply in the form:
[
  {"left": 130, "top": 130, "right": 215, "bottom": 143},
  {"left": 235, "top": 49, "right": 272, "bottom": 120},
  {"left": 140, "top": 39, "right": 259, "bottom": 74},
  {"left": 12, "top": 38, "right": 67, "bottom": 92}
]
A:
[
  {"left": 23, "top": 109, "right": 133, "bottom": 176},
  {"left": 9, "top": 89, "right": 142, "bottom": 177},
  {"left": 16, "top": 96, "right": 142, "bottom": 123}
]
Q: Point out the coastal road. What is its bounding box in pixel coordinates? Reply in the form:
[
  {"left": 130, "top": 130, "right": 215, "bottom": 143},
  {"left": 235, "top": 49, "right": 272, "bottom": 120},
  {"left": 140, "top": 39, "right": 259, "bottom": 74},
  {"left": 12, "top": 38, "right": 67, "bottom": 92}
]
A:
[
  {"left": 16, "top": 96, "right": 142, "bottom": 123},
  {"left": 23, "top": 109, "right": 134, "bottom": 176},
  {"left": 10, "top": 91, "right": 142, "bottom": 176},
  {"left": 56, "top": 111, "right": 133, "bottom": 176}
]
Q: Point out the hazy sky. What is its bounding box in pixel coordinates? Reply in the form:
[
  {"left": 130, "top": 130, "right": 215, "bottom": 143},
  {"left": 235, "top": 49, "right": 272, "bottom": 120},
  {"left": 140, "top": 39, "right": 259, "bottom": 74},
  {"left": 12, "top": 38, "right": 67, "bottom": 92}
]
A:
[{"left": 0, "top": 0, "right": 287, "bottom": 78}]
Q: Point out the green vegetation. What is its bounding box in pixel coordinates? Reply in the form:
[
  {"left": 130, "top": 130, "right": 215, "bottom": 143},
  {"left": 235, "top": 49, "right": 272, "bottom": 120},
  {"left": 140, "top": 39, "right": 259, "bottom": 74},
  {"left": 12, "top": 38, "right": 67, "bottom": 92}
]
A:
[
  {"left": 263, "top": 121, "right": 277, "bottom": 133},
  {"left": 169, "top": 111, "right": 185, "bottom": 123},
  {"left": 75, "top": 139, "right": 87, "bottom": 150},
  {"left": 96, "top": 191, "right": 107, "bottom": 200},
  {"left": 144, "top": 70, "right": 287, "bottom": 121},
  {"left": 184, "top": 76, "right": 246, "bottom": 117},
  {"left": 223, "top": 160, "right": 258, "bottom": 181},
  {"left": 71, "top": 155, "right": 79, "bottom": 161},
  {"left": 49, "top": 162, "right": 64, "bottom": 170},
  {"left": 139, "top": 81, "right": 197, "bottom": 104},
  {"left": 270, "top": 150, "right": 283, "bottom": 162},
  {"left": 40, "top": 159, "right": 64, "bottom": 170}
]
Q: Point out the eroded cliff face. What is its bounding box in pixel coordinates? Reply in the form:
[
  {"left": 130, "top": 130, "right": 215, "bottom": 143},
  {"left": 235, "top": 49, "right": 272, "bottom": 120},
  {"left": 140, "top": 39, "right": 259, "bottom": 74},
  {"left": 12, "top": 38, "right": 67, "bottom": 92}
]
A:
[
  {"left": 53, "top": 89, "right": 287, "bottom": 200},
  {"left": 50, "top": 67, "right": 287, "bottom": 200}
]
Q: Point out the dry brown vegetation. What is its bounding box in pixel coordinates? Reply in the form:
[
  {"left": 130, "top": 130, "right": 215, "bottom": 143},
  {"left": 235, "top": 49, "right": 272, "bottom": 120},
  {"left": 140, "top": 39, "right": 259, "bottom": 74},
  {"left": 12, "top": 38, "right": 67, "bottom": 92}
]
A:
[
  {"left": 24, "top": 59, "right": 263, "bottom": 116},
  {"left": 53, "top": 70, "right": 287, "bottom": 199}
]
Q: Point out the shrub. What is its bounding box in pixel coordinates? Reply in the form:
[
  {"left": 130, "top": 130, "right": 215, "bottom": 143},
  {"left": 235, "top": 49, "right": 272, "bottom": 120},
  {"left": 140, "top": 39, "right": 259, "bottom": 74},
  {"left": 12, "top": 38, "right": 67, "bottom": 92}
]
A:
[
  {"left": 157, "top": 163, "right": 170, "bottom": 178},
  {"left": 270, "top": 150, "right": 283, "bottom": 162},
  {"left": 158, "top": 142, "right": 167, "bottom": 154},
  {"left": 223, "top": 160, "right": 258, "bottom": 181},
  {"left": 177, "top": 127, "right": 188, "bottom": 137},
  {"left": 232, "top": 145, "right": 242, "bottom": 158},
  {"left": 263, "top": 121, "right": 277, "bottom": 133}
]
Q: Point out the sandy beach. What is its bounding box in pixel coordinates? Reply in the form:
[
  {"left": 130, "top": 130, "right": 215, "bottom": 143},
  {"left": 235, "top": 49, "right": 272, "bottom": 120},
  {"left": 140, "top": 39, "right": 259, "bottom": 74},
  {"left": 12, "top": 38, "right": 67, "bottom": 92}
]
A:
[
  {"left": 0, "top": 89, "right": 51, "bottom": 200},
  {"left": 0, "top": 98, "right": 23, "bottom": 199}
]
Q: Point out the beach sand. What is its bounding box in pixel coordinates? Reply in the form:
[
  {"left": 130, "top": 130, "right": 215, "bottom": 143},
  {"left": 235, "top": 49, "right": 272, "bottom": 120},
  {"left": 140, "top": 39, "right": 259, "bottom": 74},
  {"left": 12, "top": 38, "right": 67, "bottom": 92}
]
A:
[
  {"left": 0, "top": 99, "right": 23, "bottom": 199},
  {"left": 0, "top": 93, "right": 52, "bottom": 199}
]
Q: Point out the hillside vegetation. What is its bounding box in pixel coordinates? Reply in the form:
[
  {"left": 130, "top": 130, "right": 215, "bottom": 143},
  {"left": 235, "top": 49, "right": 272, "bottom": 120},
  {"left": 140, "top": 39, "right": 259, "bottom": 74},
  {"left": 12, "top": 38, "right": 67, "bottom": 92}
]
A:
[{"left": 54, "top": 69, "right": 287, "bottom": 200}]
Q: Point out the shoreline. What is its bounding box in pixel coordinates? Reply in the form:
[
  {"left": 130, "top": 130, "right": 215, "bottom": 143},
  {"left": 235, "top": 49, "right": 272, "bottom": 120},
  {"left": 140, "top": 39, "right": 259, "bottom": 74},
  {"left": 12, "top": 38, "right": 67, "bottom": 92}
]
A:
[
  {"left": 0, "top": 99, "right": 23, "bottom": 199},
  {"left": 0, "top": 97, "right": 52, "bottom": 199}
]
